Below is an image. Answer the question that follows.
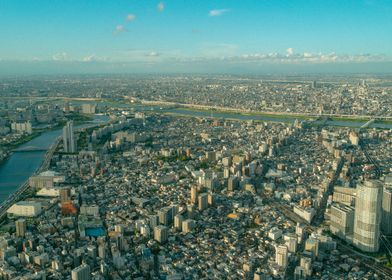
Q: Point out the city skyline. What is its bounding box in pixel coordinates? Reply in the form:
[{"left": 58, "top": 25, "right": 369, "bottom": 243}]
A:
[
  {"left": 1, "top": 0, "right": 392, "bottom": 75},
  {"left": 1, "top": 1, "right": 392, "bottom": 278}
]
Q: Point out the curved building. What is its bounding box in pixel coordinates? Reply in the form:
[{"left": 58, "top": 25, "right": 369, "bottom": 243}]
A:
[{"left": 353, "top": 180, "right": 383, "bottom": 252}]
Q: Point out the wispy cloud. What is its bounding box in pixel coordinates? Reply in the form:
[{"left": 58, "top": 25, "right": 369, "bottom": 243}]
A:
[
  {"left": 82, "top": 55, "right": 96, "bottom": 62},
  {"left": 157, "top": 2, "right": 165, "bottom": 12},
  {"left": 52, "top": 52, "right": 68, "bottom": 61},
  {"left": 228, "top": 52, "right": 390, "bottom": 64},
  {"left": 113, "top": 25, "right": 127, "bottom": 35},
  {"left": 16, "top": 50, "right": 392, "bottom": 66},
  {"left": 113, "top": 49, "right": 168, "bottom": 62},
  {"left": 126, "top": 14, "right": 136, "bottom": 22},
  {"left": 147, "top": 51, "right": 160, "bottom": 57},
  {"left": 209, "top": 9, "right": 230, "bottom": 17}
]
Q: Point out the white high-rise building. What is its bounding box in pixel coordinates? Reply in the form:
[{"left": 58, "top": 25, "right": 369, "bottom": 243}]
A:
[
  {"left": 198, "top": 193, "right": 208, "bottom": 211},
  {"left": 300, "top": 256, "right": 312, "bottom": 276},
  {"left": 154, "top": 225, "right": 168, "bottom": 244},
  {"left": 81, "top": 104, "right": 96, "bottom": 114},
  {"left": 11, "top": 121, "right": 32, "bottom": 134},
  {"left": 353, "top": 180, "right": 383, "bottom": 252},
  {"left": 15, "top": 219, "right": 26, "bottom": 237},
  {"left": 71, "top": 263, "right": 90, "bottom": 280},
  {"left": 275, "top": 245, "right": 288, "bottom": 268},
  {"left": 285, "top": 235, "right": 297, "bottom": 253},
  {"left": 174, "top": 214, "right": 184, "bottom": 231},
  {"left": 63, "top": 121, "right": 77, "bottom": 153},
  {"left": 190, "top": 186, "right": 198, "bottom": 204}
]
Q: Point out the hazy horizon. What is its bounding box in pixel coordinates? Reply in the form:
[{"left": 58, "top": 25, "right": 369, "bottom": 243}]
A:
[
  {"left": 1, "top": 61, "right": 392, "bottom": 77},
  {"left": 1, "top": 0, "right": 392, "bottom": 76}
]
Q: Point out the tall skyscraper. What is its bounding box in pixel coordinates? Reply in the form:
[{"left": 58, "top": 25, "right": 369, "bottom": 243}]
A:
[
  {"left": 71, "top": 263, "right": 90, "bottom": 280},
  {"left": 207, "top": 192, "right": 214, "bottom": 206},
  {"left": 228, "top": 176, "right": 238, "bottom": 191},
  {"left": 190, "top": 186, "right": 198, "bottom": 204},
  {"left": 275, "top": 245, "right": 288, "bottom": 268},
  {"left": 353, "top": 180, "right": 383, "bottom": 252},
  {"left": 285, "top": 235, "right": 297, "bottom": 253},
  {"left": 198, "top": 193, "right": 208, "bottom": 211},
  {"left": 15, "top": 219, "right": 26, "bottom": 237},
  {"left": 149, "top": 215, "right": 160, "bottom": 229},
  {"left": 300, "top": 256, "right": 312, "bottom": 277},
  {"left": 63, "top": 121, "right": 77, "bottom": 153},
  {"left": 174, "top": 214, "right": 183, "bottom": 231},
  {"left": 154, "top": 225, "right": 168, "bottom": 244},
  {"left": 381, "top": 186, "right": 392, "bottom": 235},
  {"left": 158, "top": 207, "right": 173, "bottom": 226}
]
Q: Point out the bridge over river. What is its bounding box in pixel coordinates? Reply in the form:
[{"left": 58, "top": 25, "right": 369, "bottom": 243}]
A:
[{"left": 12, "top": 146, "right": 48, "bottom": 152}]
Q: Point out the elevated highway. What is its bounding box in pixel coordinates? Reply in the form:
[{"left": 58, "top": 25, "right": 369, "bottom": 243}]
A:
[{"left": 0, "top": 137, "right": 61, "bottom": 221}]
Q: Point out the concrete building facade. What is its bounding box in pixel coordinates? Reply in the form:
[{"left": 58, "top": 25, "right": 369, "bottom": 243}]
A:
[{"left": 353, "top": 180, "right": 383, "bottom": 252}]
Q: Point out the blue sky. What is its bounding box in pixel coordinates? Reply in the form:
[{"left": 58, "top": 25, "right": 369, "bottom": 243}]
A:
[{"left": 1, "top": 0, "right": 392, "bottom": 74}]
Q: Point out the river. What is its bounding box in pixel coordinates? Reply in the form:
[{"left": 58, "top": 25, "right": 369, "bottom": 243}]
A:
[
  {"left": 1, "top": 105, "right": 391, "bottom": 204},
  {"left": 162, "top": 108, "right": 392, "bottom": 129},
  {"left": 70, "top": 100, "right": 392, "bottom": 129},
  {"left": 0, "top": 115, "right": 108, "bottom": 203}
]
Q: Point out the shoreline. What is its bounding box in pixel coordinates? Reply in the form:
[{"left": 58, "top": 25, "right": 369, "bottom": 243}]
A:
[
  {"left": 138, "top": 100, "right": 392, "bottom": 125},
  {"left": 0, "top": 136, "right": 61, "bottom": 222},
  {"left": 0, "top": 116, "right": 108, "bottom": 221},
  {"left": 0, "top": 114, "right": 94, "bottom": 164},
  {"left": 175, "top": 107, "right": 392, "bottom": 125},
  {"left": 158, "top": 107, "right": 392, "bottom": 128}
]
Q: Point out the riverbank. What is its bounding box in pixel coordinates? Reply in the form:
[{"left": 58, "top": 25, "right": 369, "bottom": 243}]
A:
[
  {"left": 0, "top": 114, "right": 94, "bottom": 165},
  {"left": 138, "top": 99, "right": 392, "bottom": 123},
  {"left": 175, "top": 106, "right": 312, "bottom": 120},
  {"left": 0, "top": 114, "right": 109, "bottom": 207},
  {"left": 161, "top": 106, "right": 392, "bottom": 127},
  {"left": 0, "top": 137, "right": 61, "bottom": 223},
  {"left": 0, "top": 131, "right": 42, "bottom": 166}
]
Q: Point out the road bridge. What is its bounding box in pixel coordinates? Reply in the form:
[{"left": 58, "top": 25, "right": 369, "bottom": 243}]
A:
[
  {"left": 12, "top": 147, "right": 47, "bottom": 152},
  {"left": 360, "top": 118, "right": 376, "bottom": 129}
]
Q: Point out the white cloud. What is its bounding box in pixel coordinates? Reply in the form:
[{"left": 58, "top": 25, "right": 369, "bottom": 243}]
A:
[
  {"left": 36, "top": 50, "right": 392, "bottom": 66},
  {"left": 52, "top": 52, "right": 68, "bottom": 61},
  {"left": 209, "top": 9, "right": 230, "bottom": 17},
  {"left": 147, "top": 52, "right": 160, "bottom": 57},
  {"left": 126, "top": 14, "right": 136, "bottom": 22},
  {"left": 116, "top": 49, "right": 162, "bottom": 62},
  {"left": 82, "top": 55, "right": 96, "bottom": 62},
  {"left": 113, "top": 25, "right": 127, "bottom": 35},
  {"left": 220, "top": 52, "right": 390, "bottom": 64},
  {"left": 157, "top": 2, "right": 165, "bottom": 12}
]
